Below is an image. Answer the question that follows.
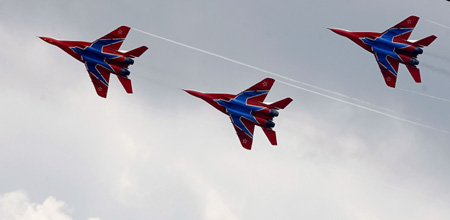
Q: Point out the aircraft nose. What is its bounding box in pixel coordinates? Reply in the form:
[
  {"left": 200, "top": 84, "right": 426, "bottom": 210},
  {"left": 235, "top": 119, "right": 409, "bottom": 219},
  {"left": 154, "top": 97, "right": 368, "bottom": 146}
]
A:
[
  {"left": 328, "top": 28, "right": 350, "bottom": 37},
  {"left": 38, "top": 36, "right": 55, "bottom": 44},
  {"left": 184, "top": 90, "right": 205, "bottom": 98}
]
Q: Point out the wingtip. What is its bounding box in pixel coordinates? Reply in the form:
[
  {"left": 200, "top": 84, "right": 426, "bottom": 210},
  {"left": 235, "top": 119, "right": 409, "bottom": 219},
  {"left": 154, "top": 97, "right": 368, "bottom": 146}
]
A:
[{"left": 119, "top": 25, "right": 131, "bottom": 30}]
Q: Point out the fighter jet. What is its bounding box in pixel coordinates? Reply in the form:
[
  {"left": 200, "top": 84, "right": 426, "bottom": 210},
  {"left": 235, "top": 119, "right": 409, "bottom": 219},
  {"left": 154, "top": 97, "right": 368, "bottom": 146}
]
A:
[
  {"left": 329, "top": 16, "right": 436, "bottom": 88},
  {"left": 184, "top": 78, "right": 292, "bottom": 150},
  {"left": 40, "top": 26, "right": 148, "bottom": 98}
]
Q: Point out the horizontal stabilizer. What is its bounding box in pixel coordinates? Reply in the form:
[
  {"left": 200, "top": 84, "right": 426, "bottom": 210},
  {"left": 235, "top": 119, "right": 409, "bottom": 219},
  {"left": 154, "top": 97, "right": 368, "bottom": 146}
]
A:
[
  {"left": 413, "top": 35, "right": 437, "bottom": 47},
  {"left": 262, "top": 128, "right": 277, "bottom": 145},
  {"left": 406, "top": 65, "right": 421, "bottom": 83},
  {"left": 117, "top": 76, "right": 133, "bottom": 94},
  {"left": 125, "top": 46, "right": 148, "bottom": 58},
  {"left": 269, "top": 97, "right": 293, "bottom": 110}
]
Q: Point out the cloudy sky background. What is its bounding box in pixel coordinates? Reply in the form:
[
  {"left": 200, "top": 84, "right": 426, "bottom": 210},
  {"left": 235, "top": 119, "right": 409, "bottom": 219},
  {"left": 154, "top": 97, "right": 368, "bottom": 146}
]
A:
[{"left": 1, "top": 0, "right": 450, "bottom": 219}]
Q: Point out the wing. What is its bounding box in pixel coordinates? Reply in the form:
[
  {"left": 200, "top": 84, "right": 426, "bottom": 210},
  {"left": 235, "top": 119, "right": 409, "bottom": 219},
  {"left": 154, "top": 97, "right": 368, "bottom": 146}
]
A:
[
  {"left": 382, "top": 16, "right": 419, "bottom": 41},
  {"left": 237, "top": 78, "right": 275, "bottom": 103},
  {"left": 229, "top": 115, "right": 255, "bottom": 150},
  {"left": 374, "top": 54, "right": 399, "bottom": 88},
  {"left": 85, "top": 63, "right": 111, "bottom": 98},
  {"left": 92, "top": 26, "right": 131, "bottom": 51}
]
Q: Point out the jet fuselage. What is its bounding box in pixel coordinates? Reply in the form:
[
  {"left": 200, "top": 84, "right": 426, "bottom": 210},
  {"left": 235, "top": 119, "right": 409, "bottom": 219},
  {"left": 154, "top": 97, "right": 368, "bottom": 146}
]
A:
[{"left": 40, "top": 37, "right": 134, "bottom": 77}]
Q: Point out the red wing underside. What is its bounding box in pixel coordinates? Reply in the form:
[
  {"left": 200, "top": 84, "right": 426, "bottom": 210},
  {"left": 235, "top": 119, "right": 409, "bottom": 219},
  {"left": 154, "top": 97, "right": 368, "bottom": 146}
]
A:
[
  {"left": 383, "top": 16, "right": 419, "bottom": 41},
  {"left": 375, "top": 55, "right": 399, "bottom": 88},
  {"left": 231, "top": 117, "right": 255, "bottom": 150},
  {"left": 87, "top": 66, "right": 111, "bottom": 98},
  {"left": 239, "top": 78, "right": 275, "bottom": 103},
  {"left": 97, "top": 26, "right": 131, "bottom": 51}
]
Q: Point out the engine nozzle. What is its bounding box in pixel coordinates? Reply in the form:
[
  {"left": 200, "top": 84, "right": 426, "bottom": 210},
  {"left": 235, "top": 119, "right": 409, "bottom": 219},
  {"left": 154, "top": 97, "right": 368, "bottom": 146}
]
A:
[
  {"left": 120, "top": 68, "right": 130, "bottom": 76},
  {"left": 269, "top": 109, "right": 279, "bottom": 117},
  {"left": 265, "top": 120, "right": 275, "bottom": 128},
  {"left": 410, "top": 57, "right": 419, "bottom": 65},
  {"left": 124, "top": 57, "right": 134, "bottom": 65},
  {"left": 413, "top": 47, "right": 423, "bottom": 55}
]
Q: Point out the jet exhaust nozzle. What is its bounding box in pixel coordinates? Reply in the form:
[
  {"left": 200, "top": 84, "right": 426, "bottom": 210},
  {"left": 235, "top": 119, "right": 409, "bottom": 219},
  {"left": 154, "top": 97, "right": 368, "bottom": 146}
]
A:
[
  {"left": 410, "top": 57, "right": 419, "bottom": 65},
  {"left": 268, "top": 109, "right": 279, "bottom": 117},
  {"left": 413, "top": 47, "right": 423, "bottom": 55},
  {"left": 124, "top": 57, "right": 134, "bottom": 65},
  {"left": 120, "top": 68, "right": 130, "bottom": 76},
  {"left": 265, "top": 120, "right": 275, "bottom": 128}
]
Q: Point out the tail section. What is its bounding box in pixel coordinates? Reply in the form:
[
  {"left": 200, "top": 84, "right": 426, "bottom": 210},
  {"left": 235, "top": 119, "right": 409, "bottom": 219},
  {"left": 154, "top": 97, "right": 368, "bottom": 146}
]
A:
[
  {"left": 125, "top": 46, "right": 148, "bottom": 58},
  {"left": 406, "top": 65, "right": 421, "bottom": 83},
  {"left": 412, "top": 35, "right": 437, "bottom": 47},
  {"left": 263, "top": 97, "right": 293, "bottom": 146},
  {"left": 117, "top": 76, "right": 133, "bottom": 94},
  {"left": 269, "top": 97, "right": 293, "bottom": 110},
  {"left": 262, "top": 128, "right": 277, "bottom": 145}
]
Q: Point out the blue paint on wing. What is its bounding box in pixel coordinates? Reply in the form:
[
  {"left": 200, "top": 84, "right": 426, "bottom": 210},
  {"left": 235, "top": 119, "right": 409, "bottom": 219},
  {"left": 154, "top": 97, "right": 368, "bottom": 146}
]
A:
[
  {"left": 362, "top": 28, "right": 412, "bottom": 75},
  {"left": 91, "top": 38, "right": 124, "bottom": 50},
  {"left": 375, "top": 53, "right": 397, "bottom": 75},
  {"left": 86, "top": 62, "right": 109, "bottom": 86},
  {"left": 216, "top": 91, "right": 267, "bottom": 137},
  {"left": 70, "top": 38, "right": 125, "bottom": 84}
]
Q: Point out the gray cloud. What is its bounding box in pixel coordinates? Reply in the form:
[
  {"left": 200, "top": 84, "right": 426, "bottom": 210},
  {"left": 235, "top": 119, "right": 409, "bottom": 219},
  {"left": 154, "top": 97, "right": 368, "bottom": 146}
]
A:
[{"left": 0, "top": 190, "right": 100, "bottom": 220}]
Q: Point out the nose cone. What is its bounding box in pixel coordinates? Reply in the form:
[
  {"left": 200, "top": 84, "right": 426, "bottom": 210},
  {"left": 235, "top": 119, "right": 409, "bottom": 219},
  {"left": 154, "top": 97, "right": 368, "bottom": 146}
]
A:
[
  {"left": 328, "top": 28, "right": 351, "bottom": 37},
  {"left": 184, "top": 90, "right": 208, "bottom": 99},
  {"left": 39, "top": 36, "right": 57, "bottom": 45}
]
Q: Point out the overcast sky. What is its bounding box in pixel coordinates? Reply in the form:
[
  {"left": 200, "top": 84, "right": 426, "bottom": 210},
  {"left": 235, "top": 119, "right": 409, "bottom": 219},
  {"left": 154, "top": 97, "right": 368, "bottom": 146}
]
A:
[{"left": 1, "top": 0, "right": 450, "bottom": 219}]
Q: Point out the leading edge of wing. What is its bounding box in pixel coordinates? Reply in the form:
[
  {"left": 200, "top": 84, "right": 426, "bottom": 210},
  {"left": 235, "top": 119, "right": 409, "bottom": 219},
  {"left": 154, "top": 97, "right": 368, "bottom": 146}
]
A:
[
  {"left": 94, "top": 26, "right": 131, "bottom": 51},
  {"left": 383, "top": 16, "right": 419, "bottom": 41},
  {"left": 99, "top": 26, "right": 131, "bottom": 40},
  {"left": 238, "top": 78, "right": 275, "bottom": 103}
]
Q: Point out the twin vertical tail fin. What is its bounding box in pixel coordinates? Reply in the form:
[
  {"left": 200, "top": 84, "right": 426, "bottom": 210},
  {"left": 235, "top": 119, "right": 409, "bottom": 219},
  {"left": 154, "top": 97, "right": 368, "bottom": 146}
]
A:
[
  {"left": 117, "top": 76, "right": 133, "bottom": 94},
  {"left": 406, "top": 65, "right": 421, "bottom": 83},
  {"left": 263, "top": 128, "right": 277, "bottom": 145},
  {"left": 117, "top": 46, "right": 148, "bottom": 94},
  {"left": 125, "top": 46, "right": 148, "bottom": 58},
  {"left": 407, "top": 35, "right": 436, "bottom": 83},
  {"left": 263, "top": 97, "right": 293, "bottom": 146},
  {"left": 269, "top": 97, "right": 293, "bottom": 110},
  {"left": 413, "top": 35, "right": 437, "bottom": 47}
]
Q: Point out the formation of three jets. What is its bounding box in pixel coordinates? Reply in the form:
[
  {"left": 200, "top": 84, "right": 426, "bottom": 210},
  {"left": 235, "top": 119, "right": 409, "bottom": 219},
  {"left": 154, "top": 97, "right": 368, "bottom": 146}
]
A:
[{"left": 40, "top": 15, "right": 435, "bottom": 149}]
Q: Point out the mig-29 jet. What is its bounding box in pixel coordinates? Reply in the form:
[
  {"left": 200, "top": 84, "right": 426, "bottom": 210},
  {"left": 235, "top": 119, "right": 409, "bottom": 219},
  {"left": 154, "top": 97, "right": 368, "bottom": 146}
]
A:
[
  {"left": 184, "top": 78, "right": 292, "bottom": 150},
  {"left": 329, "top": 16, "right": 436, "bottom": 88},
  {"left": 40, "top": 26, "right": 148, "bottom": 98}
]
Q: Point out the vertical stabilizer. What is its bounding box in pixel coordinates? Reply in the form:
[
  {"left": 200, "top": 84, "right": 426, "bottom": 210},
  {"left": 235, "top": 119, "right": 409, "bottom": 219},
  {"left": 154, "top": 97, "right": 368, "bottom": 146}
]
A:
[
  {"left": 269, "top": 98, "right": 293, "bottom": 110},
  {"left": 262, "top": 128, "right": 277, "bottom": 146},
  {"left": 117, "top": 76, "right": 133, "bottom": 94},
  {"left": 125, "top": 46, "right": 148, "bottom": 58},
  {"left": 406, "top": 65, "right": 421, "bottom": 83},
  {"left": 413, "top": 35, "right": 437, "bottom": 47}
]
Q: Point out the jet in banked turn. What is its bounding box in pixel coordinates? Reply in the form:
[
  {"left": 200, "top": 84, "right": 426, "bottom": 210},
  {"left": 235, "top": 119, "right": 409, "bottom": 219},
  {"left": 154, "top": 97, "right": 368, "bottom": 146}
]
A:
[
  {"left": 329, "top": 16, "right": 436, "bottom": 88},
  {"left": 185, "top": 78, "right": 293, "bottom": 150},
  {"left": 40, "top": 26, "right": 148, "bottom": 98}
]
